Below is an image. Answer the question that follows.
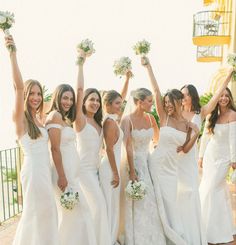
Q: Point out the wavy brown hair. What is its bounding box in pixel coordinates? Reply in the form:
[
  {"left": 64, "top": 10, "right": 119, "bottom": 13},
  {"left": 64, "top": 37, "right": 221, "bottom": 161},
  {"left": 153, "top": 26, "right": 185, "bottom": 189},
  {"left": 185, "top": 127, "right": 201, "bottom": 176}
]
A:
[
  {"left": 24, "top": 79, "right": 43, "bottom": 139},
  {"left": 181, "top": 84, "right": 201, "bottom": 114},
  {"left": 82, "top": 88, "right": 103, "bottom": 127},
  {"left": 208, "top": 87, "right": 236, "bottom": 134},
  {"left": 47, "top": 84, "right": 76, "bottom": 123},
  {"left": 163, "top": 89, "right": 183, "bottom": 112},
  {"left": 102, "top": 90, "right": 122, "bottom": 110}
]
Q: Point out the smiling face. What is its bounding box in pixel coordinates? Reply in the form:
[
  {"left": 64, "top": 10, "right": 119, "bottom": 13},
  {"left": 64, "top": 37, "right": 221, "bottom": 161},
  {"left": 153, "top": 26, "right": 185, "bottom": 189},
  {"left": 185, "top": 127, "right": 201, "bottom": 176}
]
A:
[
  {"left": 106, "top": 96, "right": 122, "bottom": 114},
  {"left": 164, "top": 95, "right": 175, "bottom": 115},
  {"left": 60, "top": 91, "right": 74, "bottom": 113},
  {"left": 218, "top": 89, "right": 230, "bottom": 108},
  {"left": 84, "top": 92, "right": 101, "bottom": 114},
  {"left": 27, "top": 84, "right": 43, "bottom": 111},
  {"left": 139, "top": 95, "right": 153, "bottom": 112},
  {"left": 181, "top": 87, "right": 192, "bottom": 107}
]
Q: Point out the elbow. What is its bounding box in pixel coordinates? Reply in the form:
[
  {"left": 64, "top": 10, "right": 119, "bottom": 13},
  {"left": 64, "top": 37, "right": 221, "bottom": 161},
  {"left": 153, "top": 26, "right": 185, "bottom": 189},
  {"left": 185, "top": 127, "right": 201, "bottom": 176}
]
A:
[
  {"left": 182, "top": 147, "right": 190, "bottom": 154},
  {"left": 51, "top": 146, "right": 61, "bottom": 155},
  {"left": 106, "top": 146, "right": 114, "bottom": 154},
  {"left": 77, "top": 87, "right": 83, "bottom": 93}
]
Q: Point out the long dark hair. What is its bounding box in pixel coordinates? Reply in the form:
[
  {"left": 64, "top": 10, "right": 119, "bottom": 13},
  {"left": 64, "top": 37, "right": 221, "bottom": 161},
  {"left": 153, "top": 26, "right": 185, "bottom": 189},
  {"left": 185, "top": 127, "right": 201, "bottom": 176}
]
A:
[
  {"left": 208, "top": 87, "right": 236, "bottom": 134},
  {"left": 181, "top": 84, "right": 201, "bottom": 114},
  {"left": 48, "top": 84, "right": 76, "bottom": 123},
  {"left": 163, "top": 89, "right": 183, "bottom": 112},
  {"left": 83, "top": 88, "right": 103, "bottom": 127}
]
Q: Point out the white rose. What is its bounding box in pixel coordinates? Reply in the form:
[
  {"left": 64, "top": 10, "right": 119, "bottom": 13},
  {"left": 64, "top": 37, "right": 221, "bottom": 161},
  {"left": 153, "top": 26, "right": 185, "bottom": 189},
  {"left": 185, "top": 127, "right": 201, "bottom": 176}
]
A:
[
  {"left": 7, "top": 19, "right": 12, "bottom": 25},
  {"left": 0, "top": 15, "right": 6, "bottom": 24}
]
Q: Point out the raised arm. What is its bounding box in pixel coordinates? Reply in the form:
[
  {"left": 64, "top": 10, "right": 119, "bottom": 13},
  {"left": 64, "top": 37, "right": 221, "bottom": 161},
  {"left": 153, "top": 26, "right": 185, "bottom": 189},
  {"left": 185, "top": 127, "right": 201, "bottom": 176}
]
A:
[
  {"left": 5, "top": 36, "right": 25, "bottom": 137},
  {"left": 201, "top": 68, "right": 234, "bottom": 119},
  {"left": 103, "top": 119, "right": 120, "bottom": 188},
  {"left": 75, "top": 51, "right": 86, "bottom": 132},
  {"left": 141, "top": 57, "right": 166, "bottom": 125},
  {"left": 120, "top": 71, "right": 132, "bottom": 102}
]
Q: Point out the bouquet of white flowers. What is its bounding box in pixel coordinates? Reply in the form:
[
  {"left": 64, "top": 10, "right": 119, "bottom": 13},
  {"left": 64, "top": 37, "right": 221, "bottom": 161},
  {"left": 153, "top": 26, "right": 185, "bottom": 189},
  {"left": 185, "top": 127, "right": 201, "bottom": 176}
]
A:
[
  {"left": 76, "top": 39, "right": 95, "bottom": 65},
  {"left": 0, "top": 11, "right": 15, "bottom": 52},
  {"left": 113, "top": 56, "right": 133, "bottom": 78},
  {"left": 227, "top": 53, "right": 236, "bottom": 81},
  {"left": 133, "top": 39, "right": 150, "bottom": 57},
  {"left": 60, "top": 188, "right": 79, "bottom": 210},
  {"left": 125, "top": 180, "right": 146, "bottom": 201},
  {"left": 230, "top": 169, "right": 236, "bottom": 184}
]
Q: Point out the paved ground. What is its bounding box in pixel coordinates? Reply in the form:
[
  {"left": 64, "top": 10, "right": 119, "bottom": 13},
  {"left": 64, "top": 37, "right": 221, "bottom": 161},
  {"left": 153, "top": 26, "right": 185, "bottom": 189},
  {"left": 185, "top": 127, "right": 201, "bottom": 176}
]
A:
[
  {"left": 0, "top": 184, "right": 235, "bottom": 245},
  {"left": 0, "top": 215, "right": 20, "bottom": 245}
]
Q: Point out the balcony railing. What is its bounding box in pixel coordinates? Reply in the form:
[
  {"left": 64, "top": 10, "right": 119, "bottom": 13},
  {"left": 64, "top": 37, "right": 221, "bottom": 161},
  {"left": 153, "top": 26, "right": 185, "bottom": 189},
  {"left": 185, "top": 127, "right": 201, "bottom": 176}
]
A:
[{"left": 0, "top": 147, "right": 23, "bottom": 224}]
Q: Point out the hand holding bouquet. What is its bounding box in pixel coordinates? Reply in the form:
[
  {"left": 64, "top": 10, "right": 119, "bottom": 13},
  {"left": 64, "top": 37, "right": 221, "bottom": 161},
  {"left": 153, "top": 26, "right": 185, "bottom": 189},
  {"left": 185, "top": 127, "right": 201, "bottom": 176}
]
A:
[
  {"left": 60, "top": 188, "right": 79, "bottom": 210},
  {"left": 76, "top": 39, "right": 95, "bottom": 65},
  {"left": 227, "top": 53, "right": 236, "bottom": 81},
  {"left": 0, "top": 11, "right": 15, "bottom": 52},
  {"left": 125, "top": 180, "right": 146, "bottom": 201},
  {"left": 113, "top": 56, "right": 133, "bottom": 78}
]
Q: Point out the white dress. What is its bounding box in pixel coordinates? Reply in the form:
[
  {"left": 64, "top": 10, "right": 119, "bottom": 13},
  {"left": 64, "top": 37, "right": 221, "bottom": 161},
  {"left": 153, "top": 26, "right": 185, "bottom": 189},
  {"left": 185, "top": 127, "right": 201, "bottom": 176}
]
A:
[
  {"left": 46, "top": 124, "right": 97, "bottom": 245},
  {"left": 99, "top": 114, "right": 123, "bottom": 245},
  {"left": 149, "top": 124, "right": 188, "bottom": 245},
  {"left": 76, "top": 122, "right": 111, "bottom": 245},
  {"left": 177, "top": 113, "right": 207, "bottom": 245},
  {"left": 13, "top": 127, "right": 59, "bottom": 245},
  {"left": 199, "top": 122, "right": 236, "bottom": 244},
  {"left": 123, "top": 117, "right": 166, "bottom": 245}
]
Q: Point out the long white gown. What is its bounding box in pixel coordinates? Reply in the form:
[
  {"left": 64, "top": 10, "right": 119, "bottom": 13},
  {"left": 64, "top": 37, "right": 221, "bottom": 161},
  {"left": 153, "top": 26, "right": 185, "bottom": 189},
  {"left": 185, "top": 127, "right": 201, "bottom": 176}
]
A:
[
  {"left": 13, "top": 127, "right": 59, "bottom": 245},
  {"left": 177, "top": 113, "right": 207, "bottom": 245},
  {"left": 149, "top": 124, "right": 188, "bottom": 245},
  {"left": 199, "top": 122, "right": 236, "bottom": 244},
  {"left": 99, "top": 114, "right": 123, "bottom": 245},
  {"left": 76, "top": 122, "right": 111, "bottom": 245},
  {"left": 122, "top": 116, "right": 166, "bottom": 245},
  {"left": 47, "top": 124, "right": 97, "bottom": 245}
]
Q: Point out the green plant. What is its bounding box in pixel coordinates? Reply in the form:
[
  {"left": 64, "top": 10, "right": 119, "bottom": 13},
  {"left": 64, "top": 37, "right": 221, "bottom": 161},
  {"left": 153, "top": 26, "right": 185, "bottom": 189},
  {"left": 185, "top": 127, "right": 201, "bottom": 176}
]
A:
[
  {"left": 1, "top": 167, "right": 17, "bottom": 182},
  {"left": 42, "top": 85, "right": 52, "bottom": 102},
  {"left": 150, "top": 106, "right": 160, "bottom": 128},
  {"left": 199, "top": 92, "right": 213, "bottom": 106}
]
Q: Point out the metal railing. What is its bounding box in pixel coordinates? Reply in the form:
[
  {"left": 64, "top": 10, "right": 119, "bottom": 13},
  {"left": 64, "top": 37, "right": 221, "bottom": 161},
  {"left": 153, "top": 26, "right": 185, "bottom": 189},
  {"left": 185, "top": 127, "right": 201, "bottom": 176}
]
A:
[{"left": 0, "top": 147, "right": 23, "bottom": 224}]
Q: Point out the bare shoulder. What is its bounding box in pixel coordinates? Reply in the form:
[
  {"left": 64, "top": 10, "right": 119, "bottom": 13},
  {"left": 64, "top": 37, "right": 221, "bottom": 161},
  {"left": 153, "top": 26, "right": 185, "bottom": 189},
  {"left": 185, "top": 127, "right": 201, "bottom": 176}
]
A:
[
  {"left": 229, "top": 110, "right": 236, "bottom": 122},
  {"left": 104, "top": 118, "right": 116, "bottom": 127},
  {"left": 45, "top": 110, "right": 63, "bottom": 125}
]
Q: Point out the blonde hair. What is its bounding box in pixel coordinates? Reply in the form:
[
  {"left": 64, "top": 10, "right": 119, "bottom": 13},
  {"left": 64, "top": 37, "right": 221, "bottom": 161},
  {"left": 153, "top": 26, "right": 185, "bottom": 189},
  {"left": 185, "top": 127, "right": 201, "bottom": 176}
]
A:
[
  {"left": 24, "top": 79, "right": 43, "bottom": 139},
  {"left": 102, "top": 90, "right": 122, "bottom": 111},
  {"left": 132, "top": 88, "right": 152, "bottom": 104}
]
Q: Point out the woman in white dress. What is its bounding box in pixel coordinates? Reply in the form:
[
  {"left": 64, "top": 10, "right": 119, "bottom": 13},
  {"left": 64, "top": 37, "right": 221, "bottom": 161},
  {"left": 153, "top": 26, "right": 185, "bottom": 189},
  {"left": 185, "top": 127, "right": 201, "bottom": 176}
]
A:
[
  {"left": 177, "top": 70, "right": 234, "bottom": 244},
  {"left": 45, "top": 84, "right": 97, "bottom": 245},
  {"left": 5, "top": 36, "right": 59, "bottom": 245},
  {"left": 99, "top": 71, "right": 131, "bottom": 245},
  {"left": 75, "top": 52, "right": 111, "bottom": 245},
  {"left": 199, "top": 87, "right": 236, "bottom": 244},
  {"left": 120, "top": 87, "right": 166, "bottom": 245},
  {"left": 142, "top": 57, "right": 199, "bottom": 245}
]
